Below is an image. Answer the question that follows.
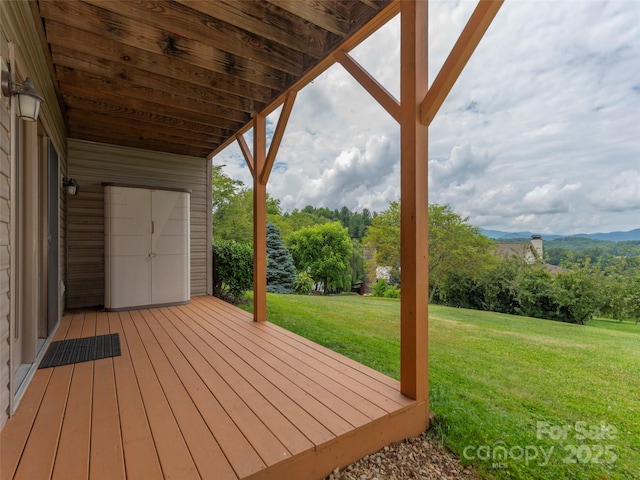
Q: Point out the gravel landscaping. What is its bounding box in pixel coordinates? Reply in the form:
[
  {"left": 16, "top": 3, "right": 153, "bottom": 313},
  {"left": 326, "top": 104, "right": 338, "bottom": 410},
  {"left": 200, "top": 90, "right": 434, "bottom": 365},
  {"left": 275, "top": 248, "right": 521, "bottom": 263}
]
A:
[{"left": 326, "top": 431, "right": 476, "bottom": 480}]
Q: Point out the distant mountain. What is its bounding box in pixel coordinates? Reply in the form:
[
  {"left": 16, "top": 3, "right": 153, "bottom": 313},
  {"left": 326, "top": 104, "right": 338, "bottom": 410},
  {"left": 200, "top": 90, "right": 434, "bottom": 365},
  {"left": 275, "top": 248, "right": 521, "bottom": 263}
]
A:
[
  {"left": 570, "top": 229, "right": 640, "bottom": 242},
  {"left": 480, "top": 228, "right": 640, "bottom": 242}
]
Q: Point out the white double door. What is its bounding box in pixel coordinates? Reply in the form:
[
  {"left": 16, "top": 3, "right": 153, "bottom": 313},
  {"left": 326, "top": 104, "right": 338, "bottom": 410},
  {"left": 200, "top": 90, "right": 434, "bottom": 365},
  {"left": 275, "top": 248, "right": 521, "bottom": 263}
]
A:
[{"left": 105, "top": 186, "right": 190, "bottom": 309}]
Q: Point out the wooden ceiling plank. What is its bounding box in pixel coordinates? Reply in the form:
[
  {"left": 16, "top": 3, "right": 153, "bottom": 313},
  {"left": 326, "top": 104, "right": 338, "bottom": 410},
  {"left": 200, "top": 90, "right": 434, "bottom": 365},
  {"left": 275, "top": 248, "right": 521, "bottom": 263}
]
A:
[
  {"left": 61, "top": 94, "right": 235, "bottom": 136},
  {"left": 71, "top": 123, "right": 217, "bottom": 151},
  {"left": 72, "top": 131, "right": 208, "bottom": 158},
  {"left": 61, "top": 86, "right": 245, "bottom": 132},
  {"left": 33, "top": 0, "right": 395, "bottom": 158},
  {"left": 43, "top": 21, "right": 275, "bottom": 102},
  {"left": 65, "top": 110, "right": 225, "bottom": 144},
  {"left": 420, "top": 0, "right": 504, "bottom": 126},
  {"left": 348, "top": 0, "right": 388, "bottom": 31},
  {"left": 81, "top": 0, "right": 305, "bottom": 76},
  {"left": 269, "top": 0, "right": 351, "bottom": 37},
  {"left": 358, "top": 0, "right": 383, "bottom": 9},
  {"left": 51, "top": 46, "right": 256, "bottom": 113},
  {"left": 56, "top": 67, "right": 248, "bottom": 123},
  {"left": 38, "top": 1, "right": 291, "bottom": 89},
  {"left": 173, "top": 0, "right": 327, "bottom": 59},
  {"left": 335, "top": 50, "right": 400, "bottom": 122}
]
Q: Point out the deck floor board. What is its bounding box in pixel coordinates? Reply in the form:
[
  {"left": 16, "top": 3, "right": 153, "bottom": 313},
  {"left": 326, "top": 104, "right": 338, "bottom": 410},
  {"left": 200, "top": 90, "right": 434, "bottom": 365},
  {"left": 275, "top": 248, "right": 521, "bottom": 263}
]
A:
[
  {"left": 107, "top": 311, "right": 165, "bottom": 480},
  {"left": 51, "top": 361, "right": 93, "bottom": 480},
  {"left": 123, "top": 310, "right": 200, "bottom": 480},
  {"left": 150, "top": 308, "right": 311, "bottom": 460},
  {"left": 162, "top": 307, "right": 336, "bottom": 447},
  {"left": 1, "top": 296, "right": 426, "bottom": 480}
]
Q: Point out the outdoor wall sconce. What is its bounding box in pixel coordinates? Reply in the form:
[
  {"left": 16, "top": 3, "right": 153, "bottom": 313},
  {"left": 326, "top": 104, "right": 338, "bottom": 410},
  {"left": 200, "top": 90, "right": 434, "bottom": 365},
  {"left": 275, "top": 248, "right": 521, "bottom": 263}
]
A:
[
  {"left": 1, "top": 57, "right": 44, "bottom": 122},
  {"left": 62, "top": 177, "right": 78, "bottom": 196}
]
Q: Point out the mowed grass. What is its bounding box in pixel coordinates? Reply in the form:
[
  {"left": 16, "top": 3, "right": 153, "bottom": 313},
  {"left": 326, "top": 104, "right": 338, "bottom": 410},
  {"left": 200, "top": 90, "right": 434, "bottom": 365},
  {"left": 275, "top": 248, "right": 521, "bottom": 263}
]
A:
[{"left": 241, "top": 293, "right": 640, "bottom": 480}]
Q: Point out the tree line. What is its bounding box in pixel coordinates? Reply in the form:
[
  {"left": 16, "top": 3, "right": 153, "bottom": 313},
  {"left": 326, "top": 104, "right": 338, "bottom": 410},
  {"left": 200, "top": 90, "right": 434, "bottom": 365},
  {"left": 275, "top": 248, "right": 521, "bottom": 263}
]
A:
[{"left": 211, "top": 166, "right": 639, "bottom": 324}]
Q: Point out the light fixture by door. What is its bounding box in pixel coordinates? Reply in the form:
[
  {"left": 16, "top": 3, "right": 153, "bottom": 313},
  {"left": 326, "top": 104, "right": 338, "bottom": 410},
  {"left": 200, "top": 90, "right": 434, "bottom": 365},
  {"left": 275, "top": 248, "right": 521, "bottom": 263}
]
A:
[
  {"left": 1, "top": 57, "right": 44, "bottom": 122},
  {"left": 62, "top": 177, "right": 78, "bottom": 196}
]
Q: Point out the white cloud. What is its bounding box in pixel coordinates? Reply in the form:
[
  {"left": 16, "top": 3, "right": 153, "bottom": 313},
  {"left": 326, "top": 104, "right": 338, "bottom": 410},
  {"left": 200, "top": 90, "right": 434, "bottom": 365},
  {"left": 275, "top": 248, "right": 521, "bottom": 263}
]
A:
[
  {"left": 522, "top": 181, "right": 581, "bottom": 214},
  {"left": 215, "top": 0, "right": 640, "bottom": 235},
  {"left": 429, "top": 144, "right": 492, "bottom": 188},
  {"left": 590, "top": 170, "right": 640, "bottom": 212}
]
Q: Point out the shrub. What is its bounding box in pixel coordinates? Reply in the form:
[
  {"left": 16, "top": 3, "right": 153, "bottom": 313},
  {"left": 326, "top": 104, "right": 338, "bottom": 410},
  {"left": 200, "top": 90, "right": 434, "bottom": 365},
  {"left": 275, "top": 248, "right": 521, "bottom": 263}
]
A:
[
  {"left": 213, "top": 240, "right": 253, "bottom": 302},
  {"left": 372, "top": 279, "right": 389, "bottom": 297},
  {"left": 383, "top": 285, "right": 400, "bottom": 298},
  {"left": 293, "top": 270, "right": 314, "bottom": 295}
]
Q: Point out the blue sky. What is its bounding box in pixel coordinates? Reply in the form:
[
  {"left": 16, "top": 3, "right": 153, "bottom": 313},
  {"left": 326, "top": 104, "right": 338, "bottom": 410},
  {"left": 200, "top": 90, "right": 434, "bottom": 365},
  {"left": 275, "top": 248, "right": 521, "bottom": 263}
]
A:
[{"left": 214, "top": 0, "right": 640, "bottom": 235}]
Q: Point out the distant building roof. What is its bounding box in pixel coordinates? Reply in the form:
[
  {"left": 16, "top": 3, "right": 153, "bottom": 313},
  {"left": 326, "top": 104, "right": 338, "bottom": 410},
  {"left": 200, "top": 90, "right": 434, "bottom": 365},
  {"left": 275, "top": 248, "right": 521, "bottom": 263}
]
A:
[{"left": 495, "top": 236, "right": 563, "bottom": 274}]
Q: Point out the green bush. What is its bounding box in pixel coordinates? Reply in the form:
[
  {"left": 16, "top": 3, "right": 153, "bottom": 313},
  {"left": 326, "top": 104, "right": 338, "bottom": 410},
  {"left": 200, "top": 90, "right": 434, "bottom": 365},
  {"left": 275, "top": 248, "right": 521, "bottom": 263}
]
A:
[
  {"left": 213, "top": 240, "right": 253, "bottom": 302},
  {"left": 372, "top": 278, "right": 389, "bottom": 297},
  {"left": 383, "top": 285, "right": 400, "bottom": 298},
  {"left": 293, "top": 270, "right": 314, "bottom": 295}
]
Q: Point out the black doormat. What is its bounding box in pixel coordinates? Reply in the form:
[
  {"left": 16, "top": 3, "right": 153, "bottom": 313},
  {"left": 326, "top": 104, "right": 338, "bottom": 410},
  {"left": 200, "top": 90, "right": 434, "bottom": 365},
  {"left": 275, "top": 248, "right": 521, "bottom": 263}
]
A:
[{"left": 39, "top": 333, "right": 121, "bottom": 368}]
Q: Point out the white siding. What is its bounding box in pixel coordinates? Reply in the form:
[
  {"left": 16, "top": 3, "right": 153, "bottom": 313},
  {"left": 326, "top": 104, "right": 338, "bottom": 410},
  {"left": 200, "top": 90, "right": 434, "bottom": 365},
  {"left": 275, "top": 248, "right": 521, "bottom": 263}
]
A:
[{"left": 67, "top": 139, "right": 210, "bottom": 308}]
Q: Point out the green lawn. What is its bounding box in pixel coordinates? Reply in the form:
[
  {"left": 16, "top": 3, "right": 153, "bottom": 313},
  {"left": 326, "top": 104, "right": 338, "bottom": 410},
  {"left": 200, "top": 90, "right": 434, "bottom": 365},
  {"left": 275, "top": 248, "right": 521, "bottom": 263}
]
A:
[{"left": 240, "top": 293, "right": 639, "bottom": 480}]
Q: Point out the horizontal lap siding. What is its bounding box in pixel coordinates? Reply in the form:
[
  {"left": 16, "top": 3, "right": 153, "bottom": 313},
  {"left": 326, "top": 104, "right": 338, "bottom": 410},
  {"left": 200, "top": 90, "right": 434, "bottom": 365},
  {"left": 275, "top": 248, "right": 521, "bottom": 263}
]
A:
[
  {"left": 0, "top": 106, "right": 9, "bottom": 430},
  {"left": 0, "top": 36, "right": 10, "bottom": 428},
  {"left": 67, "top": 139, "right": 209, "bottom": 309}
]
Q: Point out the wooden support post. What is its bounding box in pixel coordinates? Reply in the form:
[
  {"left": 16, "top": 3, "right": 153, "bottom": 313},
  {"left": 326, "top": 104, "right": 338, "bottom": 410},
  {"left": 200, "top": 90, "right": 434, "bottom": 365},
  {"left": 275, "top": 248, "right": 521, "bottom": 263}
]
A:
[
  {"left": 335, "top": 50, "right": 401, "bottom": 122},
  {"left": 400, "top": 0, "right": 429, "bottom": 402},
  {"left": 253, "top": 114, "right": 267, "bottom": 322},
  {"left": 237, "top": 134, "right": 254, "bottom": 177},
  {"left": 261, "top": 91, "right": 297, "bottom": 185}
]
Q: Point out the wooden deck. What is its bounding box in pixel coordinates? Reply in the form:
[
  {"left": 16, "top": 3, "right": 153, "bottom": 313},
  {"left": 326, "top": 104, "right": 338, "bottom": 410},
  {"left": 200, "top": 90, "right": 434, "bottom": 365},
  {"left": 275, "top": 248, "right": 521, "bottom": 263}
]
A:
[{"left": 1, "top": 296, "right": 428, "bottom": 480}]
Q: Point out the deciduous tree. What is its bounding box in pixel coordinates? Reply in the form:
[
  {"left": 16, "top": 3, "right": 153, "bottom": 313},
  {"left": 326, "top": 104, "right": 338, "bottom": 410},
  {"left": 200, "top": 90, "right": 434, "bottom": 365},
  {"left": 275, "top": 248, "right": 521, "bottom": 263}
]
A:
[
  {"left": 288, "top": 222, "right": 352, "bottom": 294},
  {"left": 428, "top": 204, "right": 495, "bottom": 302}
]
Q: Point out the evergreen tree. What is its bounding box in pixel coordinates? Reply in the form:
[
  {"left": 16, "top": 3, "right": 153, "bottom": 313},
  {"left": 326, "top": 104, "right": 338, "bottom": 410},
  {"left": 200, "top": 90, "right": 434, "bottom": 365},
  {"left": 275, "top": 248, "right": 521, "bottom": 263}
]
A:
[{"left": 266, "top": 222, "right": 296, "bottom": 293}]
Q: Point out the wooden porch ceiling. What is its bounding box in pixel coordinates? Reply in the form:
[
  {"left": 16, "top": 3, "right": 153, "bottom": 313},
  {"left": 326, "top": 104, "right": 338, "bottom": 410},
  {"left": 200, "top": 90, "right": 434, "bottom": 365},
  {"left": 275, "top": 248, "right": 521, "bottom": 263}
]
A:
[{"left": 30, "top": 0, "right": 394, "bottom": 158}]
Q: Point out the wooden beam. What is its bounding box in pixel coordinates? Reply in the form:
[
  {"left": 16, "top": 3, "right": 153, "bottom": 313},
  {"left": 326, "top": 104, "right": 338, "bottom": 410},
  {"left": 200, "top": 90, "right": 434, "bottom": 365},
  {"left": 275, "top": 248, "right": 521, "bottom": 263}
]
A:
[
  {"left": 260, "top": 91, "right": 297, "bottom": 185},
  {"left": 335, "top": 50, "right": 400, "bottom": 123},
  {"left": 399, "top": 0, "right": 429, "bottom": 403},
  {"left": 237, "top": 134, "right": 254, "bottom": 177},
  {"left": 210, "top": 1, "right": 400, "bottom": 159},
  {"left": 253, "top": 115, "right": 267, "bottom": 322},
  {"left": 420, "top": 0, "right": 504, "bottom": 126}
]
